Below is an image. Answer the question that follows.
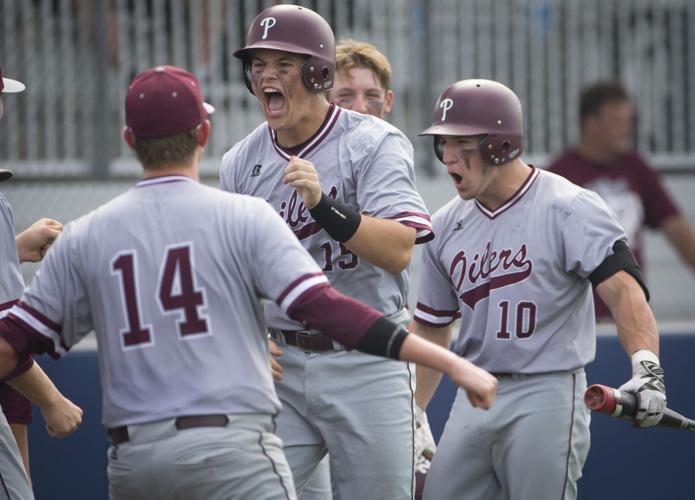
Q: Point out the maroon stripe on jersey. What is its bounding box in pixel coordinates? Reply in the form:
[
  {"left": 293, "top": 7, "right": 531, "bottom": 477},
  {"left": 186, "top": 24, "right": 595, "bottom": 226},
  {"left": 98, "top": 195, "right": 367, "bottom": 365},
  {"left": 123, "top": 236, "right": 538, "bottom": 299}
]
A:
[
  {"left": 407, "top": 362, "right": 416, "bottom": 500},
  {"left": 0, "top": 300, "right": 18, "bottom": 311},
  {"left": 299, "top": 105, "right": 341, "bottom": 158},
  {"left": 16, "top": 301, "right": 62, "bottom": 333},
  {"left": 270, "top": 104, "right": 341, "bottom": 160},
  {"left": 386, "top": 212, "right": 434, "bottom": 244},
  {"left": 386, "top": 211, "right": 432, "bottom": 223},
  {"left": 6, "top": 313, "right": 66, "bottom": 357},
  {"left": 275, "top": 272, "right": 326, "bottom": 307},
  {"left": 560, "top": 373, "right": 578, "bottom": 499},
  {"left": 416, "top": 303, "right": 460, "bottom": 317},
  {"left": 459, "top": 267, "right": 533, "bottom": 309},
  {"left": 475, "top": 167, "right": 540, "bottom": 219},
  {"left": 414, "top": 230, "right": 435, "bottom": 245},
  {"left": 293, "top": 221, "right": 323, "bottom": 241},
  {"left": 258, "top": 432, "right": 292, "bottom": 500}
]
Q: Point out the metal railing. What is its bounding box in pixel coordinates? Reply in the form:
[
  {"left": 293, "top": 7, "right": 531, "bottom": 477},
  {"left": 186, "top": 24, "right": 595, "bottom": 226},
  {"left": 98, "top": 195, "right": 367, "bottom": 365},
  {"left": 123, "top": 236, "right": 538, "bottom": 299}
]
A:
[{"left": 1, "top": 0, "right": 694, "bottom": 178}]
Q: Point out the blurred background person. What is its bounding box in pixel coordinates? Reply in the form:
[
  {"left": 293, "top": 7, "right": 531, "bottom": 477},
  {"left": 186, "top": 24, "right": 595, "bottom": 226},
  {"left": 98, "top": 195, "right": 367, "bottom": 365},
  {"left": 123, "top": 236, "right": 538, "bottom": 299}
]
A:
[
  {"left": 547, "top": 81, "right": 695, "bottom": 321},
  {"left": 329, "top": 38, "right": 393, "bottom": 120}
]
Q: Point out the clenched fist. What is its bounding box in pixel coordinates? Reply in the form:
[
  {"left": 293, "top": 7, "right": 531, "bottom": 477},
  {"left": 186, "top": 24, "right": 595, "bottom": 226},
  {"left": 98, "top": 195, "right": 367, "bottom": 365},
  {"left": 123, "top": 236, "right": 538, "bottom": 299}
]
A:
[{"left": 15, "top": 218, "right": 63, "bottom": 263}]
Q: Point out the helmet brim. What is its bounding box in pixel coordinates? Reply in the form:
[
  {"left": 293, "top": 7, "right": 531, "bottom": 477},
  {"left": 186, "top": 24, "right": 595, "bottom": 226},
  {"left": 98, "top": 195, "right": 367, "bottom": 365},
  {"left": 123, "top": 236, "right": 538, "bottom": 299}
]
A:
[
  {"left": 419, "top": 123, "right": 489, "bottom": 137},
  {"left": 233, "top": 41, "right": 311, "bottom": 60}
]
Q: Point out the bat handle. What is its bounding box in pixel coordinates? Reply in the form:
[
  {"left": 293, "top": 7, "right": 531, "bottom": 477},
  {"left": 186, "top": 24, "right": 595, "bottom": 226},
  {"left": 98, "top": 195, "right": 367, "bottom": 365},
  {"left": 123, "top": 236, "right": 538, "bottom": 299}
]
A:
[{"left": 584, "top": 384, "right": 638, "bottom": 419}]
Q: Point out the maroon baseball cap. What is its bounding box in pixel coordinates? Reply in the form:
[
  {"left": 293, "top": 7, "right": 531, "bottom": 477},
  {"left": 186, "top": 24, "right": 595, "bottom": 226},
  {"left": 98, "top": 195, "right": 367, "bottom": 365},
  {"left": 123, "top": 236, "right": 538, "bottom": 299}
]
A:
[{"left": 125, "top": 65, "right": 214, "bottom": 139}]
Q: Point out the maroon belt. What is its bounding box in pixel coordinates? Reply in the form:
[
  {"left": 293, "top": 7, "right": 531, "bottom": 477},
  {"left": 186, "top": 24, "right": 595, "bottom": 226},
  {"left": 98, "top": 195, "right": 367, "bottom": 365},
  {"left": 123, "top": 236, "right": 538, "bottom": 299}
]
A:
[
  {"left": 269, "top": 329, "right": 341, "bottom": 352},
  {"left": 107, "top": 414, "right": 229, "bottom": 445}
]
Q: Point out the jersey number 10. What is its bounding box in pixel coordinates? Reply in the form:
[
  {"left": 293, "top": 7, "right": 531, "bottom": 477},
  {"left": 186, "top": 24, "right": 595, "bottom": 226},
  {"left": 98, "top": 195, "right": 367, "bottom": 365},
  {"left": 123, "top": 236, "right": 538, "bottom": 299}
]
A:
[
  {"left": 111, "top": 244, "right": 209, "bottom": 349},
  {"left": 496, "top": 300, "right": 537, "bottom": 340}
]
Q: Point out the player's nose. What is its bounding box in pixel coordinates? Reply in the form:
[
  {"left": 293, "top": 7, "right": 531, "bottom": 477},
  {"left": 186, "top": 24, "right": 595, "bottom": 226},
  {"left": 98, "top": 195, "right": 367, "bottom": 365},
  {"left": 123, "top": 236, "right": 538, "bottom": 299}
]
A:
[
  {"left": 351, "top": 94, "right": 370, "bottom": 115},
  {"left": 441, "top": 143, "right": 459, "bottom": 166}
]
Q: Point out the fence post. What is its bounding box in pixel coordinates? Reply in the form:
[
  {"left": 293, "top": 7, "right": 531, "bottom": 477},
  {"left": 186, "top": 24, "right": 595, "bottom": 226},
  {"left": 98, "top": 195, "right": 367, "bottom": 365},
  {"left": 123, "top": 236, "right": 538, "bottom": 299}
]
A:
[
  {"left": 92, "top": 0, "right": 113, "bottom": 180},
  {"left": 413, "top": 0, "right": 436, "bottom": 177}
]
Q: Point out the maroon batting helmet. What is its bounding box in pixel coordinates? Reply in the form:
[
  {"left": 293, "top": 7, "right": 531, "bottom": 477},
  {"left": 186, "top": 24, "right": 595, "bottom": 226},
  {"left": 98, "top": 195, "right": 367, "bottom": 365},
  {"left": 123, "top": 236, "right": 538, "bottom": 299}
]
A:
[
  {"left": 233, "top": 4, "right": 335, "bottom": 94},
  {"left": 419, "top": 79, "right": 524, "bottom": 166}
]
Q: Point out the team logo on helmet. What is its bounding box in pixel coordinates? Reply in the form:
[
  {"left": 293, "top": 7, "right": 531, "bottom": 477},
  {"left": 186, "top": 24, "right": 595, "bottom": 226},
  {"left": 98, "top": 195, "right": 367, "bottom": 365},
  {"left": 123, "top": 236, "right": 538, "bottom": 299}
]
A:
[
  {"left": 440, "top": 98, "right": 454, "bottom": 122},
  {"left": 260, "top": 17, "right": 277, "bottom": 40}
]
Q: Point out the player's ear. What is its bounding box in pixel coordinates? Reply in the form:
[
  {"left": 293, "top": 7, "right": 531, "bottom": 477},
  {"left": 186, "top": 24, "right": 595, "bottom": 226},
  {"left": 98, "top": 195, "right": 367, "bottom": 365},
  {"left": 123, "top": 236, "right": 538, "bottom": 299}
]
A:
[
  {"left": 195, "top": 120, "right": 211, "bottom": 148},
  {"left": 383, "top": 89, "right": 394, "bottom": 117},
  {"left": 122, "top": 127, "right": 136, "bottom": 150}
]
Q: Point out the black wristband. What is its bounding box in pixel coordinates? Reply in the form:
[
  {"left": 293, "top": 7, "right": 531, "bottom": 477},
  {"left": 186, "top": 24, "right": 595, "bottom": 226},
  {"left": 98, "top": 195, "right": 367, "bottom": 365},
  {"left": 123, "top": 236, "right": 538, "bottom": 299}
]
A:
[
  {"left": 309, "top": 193, "right": 361, "bottom": 242},
  {"left": 355, "top": 316, "right": 409, "bottom": 360}
]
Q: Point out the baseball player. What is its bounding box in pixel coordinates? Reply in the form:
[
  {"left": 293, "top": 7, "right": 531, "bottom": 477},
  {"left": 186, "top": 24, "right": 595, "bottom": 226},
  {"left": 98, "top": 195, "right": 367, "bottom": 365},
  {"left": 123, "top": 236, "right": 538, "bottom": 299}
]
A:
[
  {"left": 0, "top": 68, "right": 83, "bottom": 500},
  {"left": 221, "top": 5, "right": 444, "bottom": 498},
  {"left": 412, "top": 79, "right": 666, "bottom": 500},
  {"left": 0, "top": 65, "right": 495, "bottom": 500},
  {"left": 328, "top": 38, "right": 436, "bottom": 499}
]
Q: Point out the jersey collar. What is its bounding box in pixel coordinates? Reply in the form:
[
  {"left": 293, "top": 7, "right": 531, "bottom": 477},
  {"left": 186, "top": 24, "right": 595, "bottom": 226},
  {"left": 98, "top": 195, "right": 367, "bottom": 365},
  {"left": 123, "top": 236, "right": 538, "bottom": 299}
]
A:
[
  {"left": 136, "top": 175, "right": 196, "bottom": 187},
  {"left": 268, "top": 104, "right": 341, "bottom": 161},
  {"left": 474, "top": 166, "right": 540, "bottom": 219}
]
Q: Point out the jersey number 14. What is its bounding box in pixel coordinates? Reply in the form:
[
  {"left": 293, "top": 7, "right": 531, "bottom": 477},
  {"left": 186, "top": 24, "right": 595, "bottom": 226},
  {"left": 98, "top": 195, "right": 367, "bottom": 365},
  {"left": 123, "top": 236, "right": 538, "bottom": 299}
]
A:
[{"left": 111, "top": 243, "right": 209, "bottom": 349}]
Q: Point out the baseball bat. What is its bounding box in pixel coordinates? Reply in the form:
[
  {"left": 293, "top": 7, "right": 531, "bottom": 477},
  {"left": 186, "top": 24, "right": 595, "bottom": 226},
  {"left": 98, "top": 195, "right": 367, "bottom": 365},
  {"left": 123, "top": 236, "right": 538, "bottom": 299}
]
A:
[{"left": 584, "top": 384, "right": 695, "bottom": 431}]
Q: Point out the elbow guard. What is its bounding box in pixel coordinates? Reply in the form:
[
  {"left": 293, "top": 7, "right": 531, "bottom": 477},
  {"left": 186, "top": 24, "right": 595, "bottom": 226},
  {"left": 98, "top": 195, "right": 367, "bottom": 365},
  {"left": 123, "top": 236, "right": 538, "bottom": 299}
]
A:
[{"left": 589, "top": 240, "right": 650, "bottom": 301}]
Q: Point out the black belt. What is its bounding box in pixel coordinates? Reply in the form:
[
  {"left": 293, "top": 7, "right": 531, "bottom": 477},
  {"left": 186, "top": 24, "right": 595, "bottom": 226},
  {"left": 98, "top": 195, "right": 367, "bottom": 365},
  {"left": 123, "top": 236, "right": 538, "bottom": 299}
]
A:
[
  {"left": 107, "top": 414, "right": 229, "bottom": 445},
  {"left": 269, "top": 329, "right": 342, "bottom": 352}
]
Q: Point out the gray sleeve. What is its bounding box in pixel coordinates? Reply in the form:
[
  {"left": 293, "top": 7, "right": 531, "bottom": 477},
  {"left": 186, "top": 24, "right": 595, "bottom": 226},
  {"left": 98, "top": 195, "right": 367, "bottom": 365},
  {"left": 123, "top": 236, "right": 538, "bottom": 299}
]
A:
[
  {"left": 354, "top": 132, "right": 433, "bottom": 240},
  {"left": 244, "top": 199, "right": 328, "bottom": 314},
  {"left": 413, "top": 236, "right": 460, "bottom": 327},
  {"left": 17, "top": 224, "right": 93, "bottom": 355},
  {"left": 220, "top": 147, "right": 238, "bottom": 193},
  {"left": 561, "top": 189, "right": 628, "bottom": 278}
]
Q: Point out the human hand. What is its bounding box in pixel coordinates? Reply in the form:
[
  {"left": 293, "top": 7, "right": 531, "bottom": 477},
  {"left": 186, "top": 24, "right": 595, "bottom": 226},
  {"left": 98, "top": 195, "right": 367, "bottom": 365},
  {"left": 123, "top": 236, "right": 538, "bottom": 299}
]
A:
[
  {"left": 282, "top": 156, "right": 322, "bottom": 209},
  {"left": 618, "top": 350, "right": 666, "bottom": 427},
  {"left": 447, "top": 359, "right": 497, "bottom": 410},
  {"left": 415, "top": 404, "right": 436, "bottom": 466},
  {"left": 41, "top": 395, "right": 83, "bottom": 438},
  {"left": 269, "top": 339, "right": 284, "bottom": 381},
  {"left": 15, "top": 218, "right": 63, "bottom": 263}
]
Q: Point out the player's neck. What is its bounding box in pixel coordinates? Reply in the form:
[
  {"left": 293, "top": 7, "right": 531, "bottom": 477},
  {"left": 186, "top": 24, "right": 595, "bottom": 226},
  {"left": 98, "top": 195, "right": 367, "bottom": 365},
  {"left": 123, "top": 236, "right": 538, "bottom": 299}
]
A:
[
  {"left": 476, "top": 160, "right": 533, "bottom": 211},
  {"left": 275, "top": 97, "right": 330, "bottom": 148},
  {"left": 142, "top": 163, "right": 199, "bottom": 181},
  {"left": 577, "top": 140, "right": 620, "bottom": 165}
]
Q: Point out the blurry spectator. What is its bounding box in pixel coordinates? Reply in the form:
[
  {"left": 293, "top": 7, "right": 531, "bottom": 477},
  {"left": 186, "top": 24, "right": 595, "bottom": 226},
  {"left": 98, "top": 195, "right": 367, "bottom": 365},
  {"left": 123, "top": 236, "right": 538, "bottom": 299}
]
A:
[{"left": 547, "top": 81, "right": 695, "bottom": 320}]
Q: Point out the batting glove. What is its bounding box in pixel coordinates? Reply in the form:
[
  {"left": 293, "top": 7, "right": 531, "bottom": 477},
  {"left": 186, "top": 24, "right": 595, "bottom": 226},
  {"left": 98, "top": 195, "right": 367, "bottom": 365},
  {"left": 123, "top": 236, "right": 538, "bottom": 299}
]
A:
[
  {"left": 618, "top": 349, "right": 666, "bottom": 428},
  {"left": 415, "top": 404, "right": 436, "bottom": 472}
]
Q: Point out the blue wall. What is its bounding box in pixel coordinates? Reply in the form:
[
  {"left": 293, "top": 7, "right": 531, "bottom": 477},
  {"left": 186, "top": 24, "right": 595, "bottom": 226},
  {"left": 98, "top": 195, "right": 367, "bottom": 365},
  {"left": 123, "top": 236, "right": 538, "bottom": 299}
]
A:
[
  {"left": 28, "top": 334, "right": 695, "bottom": 500},
  {"left": 427, "top": 334, "right": 695, "bottom": 500}
]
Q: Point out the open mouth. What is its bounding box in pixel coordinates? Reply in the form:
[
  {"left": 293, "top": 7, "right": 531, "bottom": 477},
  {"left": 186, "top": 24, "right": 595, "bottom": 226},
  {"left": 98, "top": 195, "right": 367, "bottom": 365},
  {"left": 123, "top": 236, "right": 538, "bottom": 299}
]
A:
[
  {"left": 263, "top": 86, "right": 286, "bottom": 118},
  {"left": 449, "top": 172, "right": 463, "bottom": 185}
]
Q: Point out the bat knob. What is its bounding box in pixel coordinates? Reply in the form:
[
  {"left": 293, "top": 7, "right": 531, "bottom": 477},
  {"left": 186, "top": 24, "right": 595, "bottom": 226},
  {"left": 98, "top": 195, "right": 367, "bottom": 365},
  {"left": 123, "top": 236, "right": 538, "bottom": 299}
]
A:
[{"left": 584, "top": 384, "right": 618, "bottom": 415}]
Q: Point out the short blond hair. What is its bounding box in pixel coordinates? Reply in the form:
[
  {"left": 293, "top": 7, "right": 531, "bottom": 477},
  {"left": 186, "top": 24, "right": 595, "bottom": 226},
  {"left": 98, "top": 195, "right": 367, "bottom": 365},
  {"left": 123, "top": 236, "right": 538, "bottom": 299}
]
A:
[{"left": 335, "top": 39, "right": 392, "bottom": 92}]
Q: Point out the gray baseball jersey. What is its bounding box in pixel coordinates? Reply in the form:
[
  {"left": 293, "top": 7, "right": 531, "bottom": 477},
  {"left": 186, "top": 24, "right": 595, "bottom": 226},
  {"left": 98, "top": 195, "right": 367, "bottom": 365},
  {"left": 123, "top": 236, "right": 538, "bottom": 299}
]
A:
[
  {"left": 0, "top": 193, "right": 35, "bottom": 500},
  {"left": 220, "top": 105, "right": 431, "bottom": 499},
  {"left": 414, "top": 168, "right": 626, "bottom": 373},
  {"left": 220, "top": 105, "right": 432, "bottom": 329},
  {"left": 6, "top": 176, "right": 328, "bottom": 428},
  {"left": 0, "top": 193, "right": 24, "bottom": 309}
]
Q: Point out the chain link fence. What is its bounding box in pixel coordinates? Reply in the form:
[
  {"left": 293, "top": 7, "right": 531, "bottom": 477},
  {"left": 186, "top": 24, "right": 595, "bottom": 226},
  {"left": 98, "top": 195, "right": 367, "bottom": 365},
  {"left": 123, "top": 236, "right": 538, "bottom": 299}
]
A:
[{"left": 1, "top": 0, "right": 694, "bottom": 178}]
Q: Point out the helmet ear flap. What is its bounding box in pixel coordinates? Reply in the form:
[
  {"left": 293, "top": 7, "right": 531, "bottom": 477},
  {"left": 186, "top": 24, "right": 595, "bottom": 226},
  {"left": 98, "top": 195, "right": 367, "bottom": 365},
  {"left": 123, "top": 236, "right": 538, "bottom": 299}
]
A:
[
  {"left": 242, "top": 60, "right": 255, "bottom": 95},
  {"left": 433, "top": 136, "right": 444, "bottom": 163},
  {"left": 300, "top": 56, "right": 335, "bottom": 91}
]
